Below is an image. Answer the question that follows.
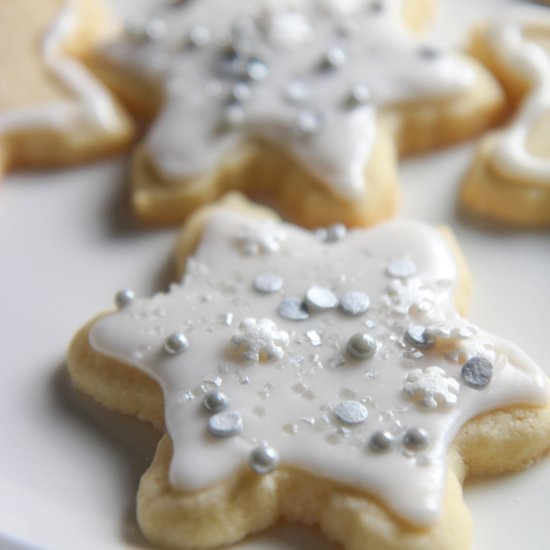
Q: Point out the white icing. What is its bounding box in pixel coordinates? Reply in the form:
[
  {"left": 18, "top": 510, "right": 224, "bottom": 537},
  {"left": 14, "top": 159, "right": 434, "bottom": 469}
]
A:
[
  {"left": 0, "top": 0, "right": 120, "bottom": 135},
  {"left": 487, "top": 7, "right": 550, "bottom": 183},
  {"left": 102, "top": 0, "right": 474, "bottom": 199},
  {"left": 89, "top": 210, "right": 549, "bottom": 527}
]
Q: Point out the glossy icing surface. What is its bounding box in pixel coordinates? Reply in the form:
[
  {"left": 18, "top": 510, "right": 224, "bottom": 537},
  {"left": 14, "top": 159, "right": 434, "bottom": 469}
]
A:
[
  {"left": 102, "top": 0, "right": 474, "bottom": 199},
  {"left": 488, "top": 7, "right": 550, "bottom": 182},
  {"left": 89, "top": 210, "right": 549, "bottom": 527},
  {"left": 0, "top": 0, "right": 120, "bottom": 135}
]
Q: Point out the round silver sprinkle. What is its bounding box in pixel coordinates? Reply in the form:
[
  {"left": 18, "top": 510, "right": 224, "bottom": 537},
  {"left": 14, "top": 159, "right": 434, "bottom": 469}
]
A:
[
  {"left": 386, "top": 257, "right": 417, "bottom": 279},
  {"left": 254, "top": 272, "right": 284, "bottom": 294},
  {"left": 249, "top": 445, "right": 279, "bottom": 475},
  {"left": 369, "top": 430, "right": 396, "bottom": 452},
  {"left": 370, "top": 0, "right": 386, "bottom": 12},
  {"left": 325, "top": 223, "right": 347, "bottom": 242},
  {"left": 223, "top": 104, "right": 246, "bottom": 128},
  {"left": 403, "top": 427, "right": 430, "bottom": 450},
  {"left": 305, "top": 286, "right": 339, "bottom": 312},
  {"left": 114, "top": 288, "right": 135, "bottom": 309},
  {"left": 324, "top": 46, "right": 347, "bottom": 69},
  {"left": 278, "top": 297, "right": 310, "bottom": 321},
  {"left": 164, "top": 333, "right": 189, "bottom": 355},
  {"left": 340, "top": 291, "right": 370, "bottom": 316},
  {"left": 188, "top": 25, "right": 211, "bottom": 47},
  {"left": 202, "top": 390, "right": 229, "bottom": 413},
  {"left": 334, "top": 400, "right": 369, "bottom": 425},
  {"left": 347, "top": 333, "right": 377, "bottom": 360},
  {"left": 145, "top": 18, "right": 167, "bottom": 40},
  {"left": 405, "top": 325, "right": 435, "bottom": 349},
  {"left": 284, "top": 80, "right": 311, "bottom": 104},
  {"left": 461, "top": 356, "right": 493, "bottom": 389},
  {"left": 348, "top": 84, "right": 371, "bottom": 107},
  {"left": 246, "top": 59, "right": 268, "bottom": 81},
  {"left": 294, "top": 109, "right": 324, "bottom": 137},
  {"left": 230, "top": 82, "right": 252, "bottom": 102},
  {"left": 208, "top": 411, "right": 243, "bottom": 437}
]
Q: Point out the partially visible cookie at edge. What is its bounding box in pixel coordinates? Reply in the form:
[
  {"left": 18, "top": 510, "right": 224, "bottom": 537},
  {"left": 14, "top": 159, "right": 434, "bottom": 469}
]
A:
[
  {"left": 86, "top": 0, "right": 506, "bottom": 228},
  {"left": 460, "top": 4, "right": 550, "bottom": 227},
  {"left": 67, "top": 193, "right": 550, "bottom": 550},
  {"left": 0, "top": 0, "right": 134, "bottom": 181}
]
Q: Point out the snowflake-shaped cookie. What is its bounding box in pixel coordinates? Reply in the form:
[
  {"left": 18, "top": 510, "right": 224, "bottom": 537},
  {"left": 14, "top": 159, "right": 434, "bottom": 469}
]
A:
[
  {"left": 68, "top": 195, "right": 550, "bottom": 550},
  {"left": 403, "top": 366, "right": 460, "bottom": 408},
  {"left": 230, "top": 318, "right": 289, "bottom": 361},
  {"left": 90, "top": 0, "right": 504, "bottom": 226},
  {"left": 0, "top": 0, "right": 133, "bottom": 182},
  {"left": 461, "top": 5, "right": 550, "bottom": 227}
]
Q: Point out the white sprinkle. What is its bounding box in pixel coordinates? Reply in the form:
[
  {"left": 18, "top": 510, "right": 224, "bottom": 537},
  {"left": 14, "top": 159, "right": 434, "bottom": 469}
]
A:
[
  {"left": 246, "top": 59, "right": 268, "bottom": 81},
  {"left": 188, "top": 25, "right": 211, "bottom": 47},
  {"left": 305, "top": 286, "right": 338, "bottom": 312},
  {"left": 294, "top": 110, "right": 324, "bottom": 137},
  {"left": 223, "top": 104, "right": 246, "bottom": 128},
  {"left": 284, "top": 79, "right": 311, "bottom": 104},
  {"left": 254, "top": 272, "right": 284, "bottom": 294},
  {"left": 145, "top": 18, "right": 167, "bottom": 40},
  {"left": 349, "top": 83, "right": 371, "bottom": 106},
  {"left": 386, "top": 257, "right": 417, "bottom": 279},
  {"left": 306, "top": 330, "right": 322, "bottom": 347},
  {"left": 230, "top": 81, "right": 252, "bottom": 102},
  {"left": 324, "top": 46, "right": 347, "bottom": 68},
  {"left": 334, "top": 400, "right": 368, "bottom": 425},
  {"left": 208, "top": 411, "right": 243, "bottom": 437},
  {"left": 405, "top": 325, "right": 435, "bottom": 349},
  {"left": 340, "top": 291, "right": 370, "bottom": 315}
]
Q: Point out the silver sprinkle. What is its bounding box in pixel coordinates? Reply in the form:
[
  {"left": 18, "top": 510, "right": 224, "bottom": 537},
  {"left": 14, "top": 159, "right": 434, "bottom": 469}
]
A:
[
  {"left": 208, "top": 411, "right": 243, "bottom": 437},
  {"left": 386, "top": 257, "right": 417, "bottom": 279},
  {"left": 114, "top": 288, "right": 135, "bottom": 309},
  {"left": 230, "top": 82, "right": 252, "bottom": 102},
  {"left": 324, "top": 46, "right": 346, "bottom": 69},
  {"left": 145, "top": 18, "right": 167, "bottom": 40},
  {"left": 403, "top": 427, "right": 430, "bottom": 450},
  {"left": 124, "top": 18, "right": 146, "bottom": 39},
  {"left": 369, "top": 430, "right": 396, "bottom": 452},
  {"left": 340, "top": 291, "right": 370, "bottom": 316},
  {"left": 164, "top": 333, "right": 189, "bottom": 355},
  {"left": 405, "top": 325, "right": 435, "bottom": 349},
  {"left": 223, "top": 104, "right": 246, "bottom": 128},
  {"left": 347, "top": 333, "right": 377, "bottom": 360},
  {"left": 278, "top": 297, "right": 310, "bottom": 321},
  {"left": 246, "top": 59, "right": 268, "bottom": 81},
  {"left": 461, "top": 356, "right": 493, "bottom": 389},
  {"left": 188, "top": 25, "right": 211, "bottom": 47},
  {"left": 249, "top": 445, "right": 279, "bottom": 474},
  {"left": 334, "top": 400, "right": 369, "bottom": 425},
  {"left": 348, "top": 84, "right": 371, "bottom": 107},
  {"left": 253, "top": 272, "right": 283, "bottom": 294},
  {"left": 284, "top": 80, "right": 311, "bottom": 104},
  {"left": 202, "top": 390, "right": 229, "bottom": 413},
  {"left": 325, "top": 224, "right": 347, "bottom": 242},
  {"left": 370, "top": 0, "right": 386, "bottom": 12},
  {"left": 294, "top": 110, "right": 324, "bottom": 137},
  {"left": 305, "top": 286, "right": 338, "bottom": 312}
]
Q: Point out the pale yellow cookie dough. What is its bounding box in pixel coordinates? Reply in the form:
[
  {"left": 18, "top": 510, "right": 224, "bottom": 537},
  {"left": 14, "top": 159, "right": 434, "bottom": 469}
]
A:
[
  {"left": 0, "top": 0, "right": 134, "bottom": 180},
  {"left": 460, "top": 17, "right": 550, "bottom": 227},
  {"left": 86, "top": 0, "right": 505, "bottom": 228},
  {"left": 67, "top": 193, "right": 550, "bottom": 550}
]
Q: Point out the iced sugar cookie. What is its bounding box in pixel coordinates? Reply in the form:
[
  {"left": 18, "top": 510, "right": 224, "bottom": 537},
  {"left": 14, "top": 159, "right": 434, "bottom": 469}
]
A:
[
  {"left": 461, "top": 5, "right": 550, "bottom": 227},
  {"left": 68, "top": 194, "right": 550, "bottom": 550},
  {"left": 87, "top": 0, "right": 505, "bottom": 227},
  {"left": 0, "top": 0, "right": 134, "bottom": 181}
]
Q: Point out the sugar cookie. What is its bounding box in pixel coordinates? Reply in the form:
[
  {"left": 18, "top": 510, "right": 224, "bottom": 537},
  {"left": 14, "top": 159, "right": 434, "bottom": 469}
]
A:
[
  {"left": 0, "top": 0, "right": 134, "bottom": 181},
  {"left": 87, "top": 0, "right": 505, "bottom": 227},
  {"left": 461, "top": 5, "right": 550, "bottom": 227},
  {"left": 68, "top": 193, "right": 550, "bottom": 550}
]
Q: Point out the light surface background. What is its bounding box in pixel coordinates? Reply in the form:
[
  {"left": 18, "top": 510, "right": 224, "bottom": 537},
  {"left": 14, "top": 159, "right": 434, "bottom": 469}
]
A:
[{"left": 0, "top": 0, "right": 549, "bottom": 548}]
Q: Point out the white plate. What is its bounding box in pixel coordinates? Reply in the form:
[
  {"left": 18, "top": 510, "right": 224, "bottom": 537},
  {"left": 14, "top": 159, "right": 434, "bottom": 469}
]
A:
[{"left": 0, "top": 0, "right": 549, "bottom": 549}]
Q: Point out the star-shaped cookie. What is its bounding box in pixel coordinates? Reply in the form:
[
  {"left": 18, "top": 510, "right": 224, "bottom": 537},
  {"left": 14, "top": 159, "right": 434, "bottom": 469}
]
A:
[
  {"left": 0, "top": 0, "right": 134, "bottom": 182},
  {"left": 461, "top": 4, "right": 550, "bottom": 227},
  {"left": 87, "top": 0, "right": 505, "bottom": 227},
  {"left": 68, "top": 193, "right": 550, "bottom": 550}
]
